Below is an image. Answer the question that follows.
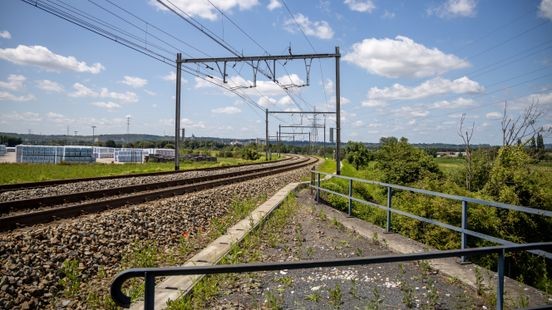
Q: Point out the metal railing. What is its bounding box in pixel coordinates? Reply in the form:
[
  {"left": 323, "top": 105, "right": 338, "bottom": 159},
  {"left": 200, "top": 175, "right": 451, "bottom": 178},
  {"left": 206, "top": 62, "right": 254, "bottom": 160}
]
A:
[
  {"left": 111, "top": 243, "right": 552, "bottom": 309},
  {"left": 310, "top": 170, "right": 552, "bottom": 262}
]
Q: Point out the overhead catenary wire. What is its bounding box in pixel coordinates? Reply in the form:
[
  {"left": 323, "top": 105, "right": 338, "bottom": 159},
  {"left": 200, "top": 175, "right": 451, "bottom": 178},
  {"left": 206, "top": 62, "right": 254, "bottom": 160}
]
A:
[
  {"left": 157, "top": 0, "right": 309, "bottom": 115},
  {"left": 281, "top": 0, "right": 330, "bottom": 109},
  {"left": 204, "top": 0, "right": 314, "bottom": 112},
  {"left": 20, "top": 0, "right": 278, "bottom": 118}
]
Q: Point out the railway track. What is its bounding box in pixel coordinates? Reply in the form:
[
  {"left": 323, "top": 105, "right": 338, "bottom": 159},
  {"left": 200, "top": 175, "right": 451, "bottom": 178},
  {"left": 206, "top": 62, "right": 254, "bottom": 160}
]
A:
[
  {"left": 0, "top": 156, "right": 291, "bottom": 193},
  {"left": 0, "top": 156, "right": 317, "bottom": 231}
]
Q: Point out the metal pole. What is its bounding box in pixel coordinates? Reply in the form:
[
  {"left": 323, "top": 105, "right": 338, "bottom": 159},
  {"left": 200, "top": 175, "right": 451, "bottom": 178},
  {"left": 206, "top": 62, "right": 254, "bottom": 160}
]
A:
[
  {"left": 278, "top": 124, "right": 281, "bottom": 157},
  {"left": 175, "top": 53, "right": 182, "bottom": 171},
  {"left": 386, "top": 187, "right": 392, "bottom": 233},
  {"left": 497, "top": 249, "right": 505, "bottom": 310},
  {"left": 91, "top": 125, "right": 96, "bottom": 145},
  {"left": 323, "top": 117, "right": 326, "bottom": 158},
  {"left": 335, "top": 46, "right": 341, "bottom": 175},
  {"left": 348, "top": 179, "right": 353, "bottom": 216},
  {"left": 265, "top": 109, "right": 269, "bottom": 161},
  {"left": 461, "top": 200, "right": 468, "bottom": 263},
  {"left": 316, "top": 173, "right": 320, "bottom": 202},
  {"left": 144, "top": 272, "right": 155, "bottom": 310},
  {"left": 308, "top": 132, "right": 311, "bottom": 155}
]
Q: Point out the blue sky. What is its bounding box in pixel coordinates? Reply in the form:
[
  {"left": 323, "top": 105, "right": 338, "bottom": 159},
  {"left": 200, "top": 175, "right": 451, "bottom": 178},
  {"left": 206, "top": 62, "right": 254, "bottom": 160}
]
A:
[{"left": 0, "top": 0, "right": 551, "bottom": 145}]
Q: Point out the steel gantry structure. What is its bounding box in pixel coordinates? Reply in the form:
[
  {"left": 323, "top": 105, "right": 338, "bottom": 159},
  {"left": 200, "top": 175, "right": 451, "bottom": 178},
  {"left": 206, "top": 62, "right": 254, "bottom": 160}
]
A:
[
  {"left": 174, "top": 47, "right": 342, "bottom": 174},
  {"left": 266, "top": 110, "right": 336, "bottom": 166}
]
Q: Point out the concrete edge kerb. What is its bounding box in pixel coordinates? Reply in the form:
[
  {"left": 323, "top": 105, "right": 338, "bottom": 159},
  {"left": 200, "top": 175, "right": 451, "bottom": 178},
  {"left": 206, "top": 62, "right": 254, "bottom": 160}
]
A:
[{"left": 130, "top": 182, "right": 307, "bottom": 310}]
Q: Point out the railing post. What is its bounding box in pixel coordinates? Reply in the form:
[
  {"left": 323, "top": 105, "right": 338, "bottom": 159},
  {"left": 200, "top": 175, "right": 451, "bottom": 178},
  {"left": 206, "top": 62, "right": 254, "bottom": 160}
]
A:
[
  {"left": 144, "top": 272, "right": 155, "bottom": 310},
  {"left": 310, "top": 169, "right": 314, "bottom": 195},
  {"left": 496, "top": 249, "right": 505, "bottom": 310},
  {"left": 386, "top": 187, "right": 392, "bottom": 233},
  {"left": 316, "top": 173, "right": 321, "bottom": 203},
  {"left": 461, "top": 200, "right": 469, "bottom": 263},
  {"left": 348, "top": 179, "right": 353, "bottom": 216}
]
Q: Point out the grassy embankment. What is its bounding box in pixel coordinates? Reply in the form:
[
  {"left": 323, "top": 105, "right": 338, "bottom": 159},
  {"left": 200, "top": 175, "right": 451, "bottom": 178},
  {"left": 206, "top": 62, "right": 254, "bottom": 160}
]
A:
[{"left": 0, "top": 156, "right": 271, "bottom": 185}]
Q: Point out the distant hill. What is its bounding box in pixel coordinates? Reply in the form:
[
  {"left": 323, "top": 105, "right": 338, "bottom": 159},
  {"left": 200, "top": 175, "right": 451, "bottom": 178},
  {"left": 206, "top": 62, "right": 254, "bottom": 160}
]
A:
[{"left": 1, "top": 132, "right": 550, "bottom": 149}]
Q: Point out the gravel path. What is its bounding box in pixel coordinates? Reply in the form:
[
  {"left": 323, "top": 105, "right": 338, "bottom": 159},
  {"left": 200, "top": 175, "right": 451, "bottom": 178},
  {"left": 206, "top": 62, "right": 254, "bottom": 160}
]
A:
[
  {"left": 0, "top": 158, "right": 297, "bottom": 203},
  {"left": 0, "top": 166, "right": 310, "bottom": 309},
  {"left": 203, "top": 189, "right": 487, "bottom": 309}
]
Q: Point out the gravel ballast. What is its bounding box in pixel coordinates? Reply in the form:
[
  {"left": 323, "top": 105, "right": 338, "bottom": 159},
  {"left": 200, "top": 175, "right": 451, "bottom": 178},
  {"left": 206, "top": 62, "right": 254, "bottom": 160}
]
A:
[{"left": 0, "top": 166, "right": 310, "bottom": 309}]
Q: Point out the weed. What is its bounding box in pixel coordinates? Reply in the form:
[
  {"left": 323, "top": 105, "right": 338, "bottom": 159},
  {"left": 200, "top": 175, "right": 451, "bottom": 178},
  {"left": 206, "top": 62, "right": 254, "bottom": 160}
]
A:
[
  {"left": 59, "top": 259, "right": 81, "bottom": 297},
  {"left": 371, "top": 232, "right": 380, "bottom": 246},
  {"left": 426, "top": 278, "right": 439, "bottom": 308},
  {"left": 316, "top": 209, "right": 328, "bottom": 221},
  {"left": 328, "top": 283, "right": 343, "bottom": 309},
  {"left": 514, "top": 294, "right": 529, "bottom": 308},
  {"left": 306, "top": 246, "right": 315, "bottom": 257},
  {"left": 123, "top": 241, "right": 159, "bottom": 268},
  {"left": 305, "top": 292, "right": 321, "bottom": 303},
  {"left": 349, "top": 278, "right": 359, "bottom": 299},
  {"left": 366, "top": 286, "right": 383, "bottom": 310},
  {"left": 355, "top": 247, "right": 364, "bottom": 256},
  {"left": 474, "top": 266, "right": 486, "bottom": 296},
  {"left": 265, "top": 291, "right": 283, "bottom": 310},
  {"left": 277, "top": 276, "right": 293, "bottom": 288},
  {"left": 399, "top": 280, "right": 415, "bottom": 308},
  {"left": 332, "top": 217, "right": 346, "bottom": 231}
]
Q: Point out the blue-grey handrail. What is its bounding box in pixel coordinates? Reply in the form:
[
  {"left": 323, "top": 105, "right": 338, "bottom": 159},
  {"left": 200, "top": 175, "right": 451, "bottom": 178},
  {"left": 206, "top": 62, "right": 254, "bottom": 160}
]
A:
[
  {"left": 313, "top": 170, "right": 552, "bottom": 217},
  {"left": 311, "top": 170, "right": 552, "bottom": 260},
  {"left": 111, "top": 242, "right": 552, "bottom": 309}
]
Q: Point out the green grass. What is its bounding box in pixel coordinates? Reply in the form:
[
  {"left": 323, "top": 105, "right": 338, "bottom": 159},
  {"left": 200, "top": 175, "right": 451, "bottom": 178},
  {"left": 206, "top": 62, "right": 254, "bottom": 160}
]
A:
[
  {"left": 318, "top": 158, "right": 336, "bottom": 174},
  {"left": 0, "top": 157, "right": 267, "bottom": 185},
  {"left": 435, "top": 157, "right": 464, "bottom": 174}
]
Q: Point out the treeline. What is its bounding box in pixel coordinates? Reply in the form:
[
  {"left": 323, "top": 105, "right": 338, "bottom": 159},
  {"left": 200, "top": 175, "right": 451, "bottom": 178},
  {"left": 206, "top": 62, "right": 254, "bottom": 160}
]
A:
[{"left": 323, "top": 137, "right": 552, "bottom": 293}]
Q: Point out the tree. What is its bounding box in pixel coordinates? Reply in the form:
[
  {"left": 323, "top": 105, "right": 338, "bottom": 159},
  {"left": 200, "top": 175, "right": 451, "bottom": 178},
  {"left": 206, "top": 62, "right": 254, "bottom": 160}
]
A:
[
  {"left": 457, "top": 113, "right": 475, "bottom": 191},
  {"left": 104, "top": 140, "right": 116, "bottom": 148},
  {"left": 501, "top": 100, "right": 549, "bottom": 146},
  {"left": 375, "top": 137, "right": 440, "bottom": 185},
  {"left": 345, "top": 141, "right": 371, "bottom": 170}
]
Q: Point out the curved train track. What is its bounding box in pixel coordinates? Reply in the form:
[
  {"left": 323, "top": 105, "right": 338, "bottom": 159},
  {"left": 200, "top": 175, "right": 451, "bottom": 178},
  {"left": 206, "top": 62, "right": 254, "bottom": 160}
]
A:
[
  {"left": 0, "top": 156, "right": 292, "bottom": 193},
  {"left": 0, "top": 156, "right": 317, "bottom": 231}
]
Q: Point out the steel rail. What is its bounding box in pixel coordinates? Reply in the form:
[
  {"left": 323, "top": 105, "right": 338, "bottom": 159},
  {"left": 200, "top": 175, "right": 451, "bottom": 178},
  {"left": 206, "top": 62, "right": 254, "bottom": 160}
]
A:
[
  {"left": 0, "top": 156, "right": 292, "bottom": 193},
  {"left": 0, "top": 156, "right": 305, "bottom": 214},
  {"left": 0, "top": 157, "right": 317, "bottom": 231}
]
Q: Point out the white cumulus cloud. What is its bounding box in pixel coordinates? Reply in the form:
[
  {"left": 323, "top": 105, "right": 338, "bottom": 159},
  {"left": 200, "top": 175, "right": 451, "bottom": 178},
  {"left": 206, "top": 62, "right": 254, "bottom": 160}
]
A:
[
  {"left": 344, "top": 0, "right": 375, "bottom": 13},
  {"left": 428, "top": 0, "right": 477, "bottom": 18},
  {"left": 362, "top": 76, "right": 483, "bottom": 107},
  {"left": 431, "top": 97, "right": 475, "bottom": 109},
  {"left": 267, "top": 0, "right": 282, "bottom": 10},
  {"left": 0, "top": 45, "right": 104, "bottom": 74},
  {"left": 0, "top": 74, "right": 25, "bottom": 91},
  {"left": 284, "top": 13, "right": 334, "bottom": 40},
  {"left": 0, "top": 30, "right": 11, "bottom": 39},
  {"left": 486, "top": 112, "right": 502, "bottom": 120},
  {"left": 36, "top": 80, "right": 64, "bottom": 93},
  {"left": 69, "top": 83, "right": 138, "bottom": 103},
  {"left": 91, "top": 101, "right": 121, "bottom": 111},
  {"left": 150, "top": 0, "right": 258, "bottom": 21},
  {"left": 121, "top": 76, "right": 147, "bottom": 88},
  {"left": 0, "top": 91, "right": 34, "bottom": 102},
  {"left": 211, "top": 106, "right": 241, "bottom": 114},
  {"left": 539, "top": 0, "right": 552, "bottom": 21},
  {"left": 344, "top": 36, "right": 470, "bottom": 78}
]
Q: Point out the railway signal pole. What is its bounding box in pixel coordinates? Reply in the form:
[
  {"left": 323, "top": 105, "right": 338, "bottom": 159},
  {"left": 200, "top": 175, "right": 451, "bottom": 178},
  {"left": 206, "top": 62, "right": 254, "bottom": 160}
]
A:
[{"left": 175, "top": 53, "right": 182, "bottom": 171}]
